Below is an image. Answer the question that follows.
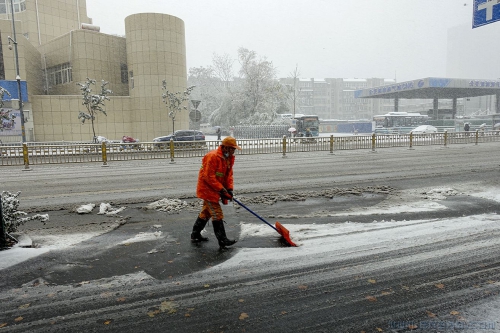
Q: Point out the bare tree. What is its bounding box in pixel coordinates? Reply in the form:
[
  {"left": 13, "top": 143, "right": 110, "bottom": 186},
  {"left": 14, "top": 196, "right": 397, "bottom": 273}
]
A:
[
  {"left": 77, "top": 78, "right": 112, "bottom": 142},
  {"left": 287, "top": 64, "right": 301, "bottom": 118},
  {"left": 212, "top": 53, "right": 235, "bottom": 93},
  {"left": 161, "top": 80, "right": 195, "bottom": 133}
]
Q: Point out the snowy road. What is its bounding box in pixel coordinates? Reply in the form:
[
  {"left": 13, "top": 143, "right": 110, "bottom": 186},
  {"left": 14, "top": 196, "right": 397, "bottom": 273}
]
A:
[
  {"left": 1, "top": 143, "right": 500, "bottom": 332},
  {"left": 2, "top": 142, "right": 499, "bottom": 212}
]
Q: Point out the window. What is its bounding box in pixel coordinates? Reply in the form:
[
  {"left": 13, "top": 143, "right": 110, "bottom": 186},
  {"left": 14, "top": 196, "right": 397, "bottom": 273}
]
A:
[
  {"left": 0, "top": 0, "right": 27, "bottom": 14},
  {"left": 129, "top": 70, "right": 134, "bottom": 89},
  {"left": 120, "top": 64, "right": 128, "bottom": 84},
  {"left": 47, "top": 62, "right": 72, "bottom": 86}
]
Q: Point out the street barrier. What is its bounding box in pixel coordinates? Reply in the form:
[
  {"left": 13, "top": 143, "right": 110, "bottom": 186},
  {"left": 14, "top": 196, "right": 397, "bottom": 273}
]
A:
[{"left": 1, "top": 131, "right": 500, "bottom": 166}]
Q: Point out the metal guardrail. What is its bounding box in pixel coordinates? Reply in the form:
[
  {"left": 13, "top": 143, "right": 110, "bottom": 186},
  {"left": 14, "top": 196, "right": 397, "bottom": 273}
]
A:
[{"left": 1, "top": 130, "right": 499, "bottom": 167}]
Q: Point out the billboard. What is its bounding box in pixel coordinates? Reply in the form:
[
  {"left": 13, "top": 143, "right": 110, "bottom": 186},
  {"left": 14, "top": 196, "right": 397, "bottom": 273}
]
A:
[
  {"left": 0, "top": 109, "right": 21, "bottom": 136},
  {"left": 0, "top": 80, "right": 28, "bottom": 101}
]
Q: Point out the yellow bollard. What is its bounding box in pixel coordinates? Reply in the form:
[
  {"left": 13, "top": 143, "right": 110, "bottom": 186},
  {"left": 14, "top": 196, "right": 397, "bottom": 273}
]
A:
[
  {"left": 371, "top": 133, "right": 376, "bottom": 152},
  {"left": 330, "top": 135, "right": 334, "bottom": 154},
  {"left": 22, "top": 143, "right": 31, "bottom": 171},
  {"left": 169, "top": 138, "right": 175, "bottom": 163},
  {"left": 101, "top": 142, "right": 108, "bottom": 167},
  {"left": 282, "top": 135, "right": 287, "bottom": 158},
  {"left": 475, "top": 130, "right": 479, "bottom": 145},
  {"left": 409, "top": 132, "right": 413, "bottom": 150},
  {"left": 443, "top": 130, "right": 448, "bottom": 148}
]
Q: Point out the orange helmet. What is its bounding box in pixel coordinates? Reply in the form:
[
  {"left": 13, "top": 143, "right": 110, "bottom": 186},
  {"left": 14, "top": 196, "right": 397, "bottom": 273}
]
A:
[{"left": 221, "top": 136, "right": 242, "bottom": 150}]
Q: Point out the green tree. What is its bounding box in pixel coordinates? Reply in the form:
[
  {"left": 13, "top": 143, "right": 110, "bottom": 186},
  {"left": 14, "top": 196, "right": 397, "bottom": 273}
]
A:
[
  {"left": 77, "top": 78, "right": 112, "bottom": 142},
  {"left": 161, "top": 80, "right": 195, "bottom": 133}
]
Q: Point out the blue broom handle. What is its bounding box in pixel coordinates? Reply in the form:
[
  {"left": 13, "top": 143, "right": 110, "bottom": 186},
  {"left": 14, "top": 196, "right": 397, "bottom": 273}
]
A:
[{"left": 233, "top": 198, "right": 278, "bottom": 232}]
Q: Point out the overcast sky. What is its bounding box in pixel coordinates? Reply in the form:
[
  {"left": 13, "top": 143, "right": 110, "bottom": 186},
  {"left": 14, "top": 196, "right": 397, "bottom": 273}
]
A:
[{"left": 86, "top": 0, "right": 474, "bottom": 82}]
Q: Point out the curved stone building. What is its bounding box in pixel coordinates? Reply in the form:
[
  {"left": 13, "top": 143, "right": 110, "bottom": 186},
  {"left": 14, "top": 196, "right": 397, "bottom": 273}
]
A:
[
  {"left": 0, "top": 0, "right": 189, "bottom": 142},
  {"left": 125, "top": 13, "right": 188, "bottom": 141}
]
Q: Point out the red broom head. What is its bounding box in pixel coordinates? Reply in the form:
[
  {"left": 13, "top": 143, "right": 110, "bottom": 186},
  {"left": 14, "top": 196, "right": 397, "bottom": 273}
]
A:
[{"left": 275, "top": 222, "right": 297, "bottom": 247}]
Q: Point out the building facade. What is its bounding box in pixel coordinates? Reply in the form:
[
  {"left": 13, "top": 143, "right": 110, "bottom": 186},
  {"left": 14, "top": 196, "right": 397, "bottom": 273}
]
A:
[
  {"left": 0, "top": 0, "right": 188, "bottom": 142},
  {"left": 279, "top": 77, "right": 395, "bottom": 120}
]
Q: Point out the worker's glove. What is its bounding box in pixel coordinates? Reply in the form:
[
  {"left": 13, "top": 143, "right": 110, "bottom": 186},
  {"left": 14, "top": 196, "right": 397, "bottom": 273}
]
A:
[
  {"left": 227, "top": 189, "right": 234, "bottom": 198},
  {"left": 220, "top": 189, "right": 233, "bottom": 202}
]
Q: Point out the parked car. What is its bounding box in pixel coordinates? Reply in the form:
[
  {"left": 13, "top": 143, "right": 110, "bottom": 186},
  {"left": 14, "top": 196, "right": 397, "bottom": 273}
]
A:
[
  {"left": 153, "top": 130, "right": 205, "bottom": 148},
  {"left": 410, "top": 125, "right": 438, "bottom": 134},
  {"left": 120, "top": 135, "right": 142, "bottom": 150}
]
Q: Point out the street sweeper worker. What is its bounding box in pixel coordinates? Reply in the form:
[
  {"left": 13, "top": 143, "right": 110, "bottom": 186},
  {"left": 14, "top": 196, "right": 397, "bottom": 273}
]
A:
[{"left": 191, "top": 136, "right": 242, "bottom": 249}]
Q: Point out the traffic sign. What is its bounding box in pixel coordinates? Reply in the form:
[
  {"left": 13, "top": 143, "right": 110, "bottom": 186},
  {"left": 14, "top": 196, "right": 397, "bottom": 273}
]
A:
[
  {"left": 191, "top": 100, "right": 201, "bottom": 110},
  {"left": 473, "top": 0, "right": 500, "bottom": 28},
  {"left": 189, "top": 110, "right": 202, "bottom": 122}
]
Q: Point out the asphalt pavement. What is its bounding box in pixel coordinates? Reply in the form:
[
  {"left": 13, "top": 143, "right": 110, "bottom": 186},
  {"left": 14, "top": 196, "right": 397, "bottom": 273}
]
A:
[{"left": 2, "top": 143, "right": 500, "bottom": 332}]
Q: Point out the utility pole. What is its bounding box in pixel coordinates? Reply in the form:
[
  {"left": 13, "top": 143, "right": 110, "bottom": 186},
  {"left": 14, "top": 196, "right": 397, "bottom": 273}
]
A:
[
  {"left": 8, "top": 0, "right": 26, "bottom": 143},
  {"left": 0, "top": 195, "right": 5, "bottom": 248}
]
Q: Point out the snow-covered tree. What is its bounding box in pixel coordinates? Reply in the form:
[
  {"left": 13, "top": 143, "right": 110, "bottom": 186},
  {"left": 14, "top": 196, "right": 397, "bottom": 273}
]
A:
[
  {"left": 0, "top": 87, "right": 13, "bottom": 132},
  {"left": 77, "top": 78, "right": 112, "bottom": 142},
  {"left": 1, "top": 191, "right": 48, "bottom": 234},
  {"left": 161, "top": 80, "right": 195, "bottom": 133},
  {"left": 237, "top": 48, "right": 279, "bottom": 116},
  {"left": 188, "top": 66, "right": 223, "bottom": 124},
  {"left": 189, "top": 48, "right": 289, "bottom": 128}
]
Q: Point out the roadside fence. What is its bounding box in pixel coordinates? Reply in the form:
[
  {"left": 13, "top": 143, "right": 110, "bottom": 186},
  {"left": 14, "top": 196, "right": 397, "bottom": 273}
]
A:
[{"left": 1, "top": 130, "right": 498, "bottom": 167}]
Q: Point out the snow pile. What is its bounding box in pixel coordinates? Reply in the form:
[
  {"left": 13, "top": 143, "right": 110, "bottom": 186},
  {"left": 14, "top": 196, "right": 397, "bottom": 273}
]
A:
[
  {"left": 76, "top": 203, "right": 126, "bottom": 215},
  {"left": 419, "top": 187, "right": 460, "bottom": 200},
  {"left": 76, "top": 203, "right": 95, "bottom": 214},
  {"left": 237, "top": 186, "right": 395, "bottom": 205},
  {"left": 97, "top": 203, "right": 126, "bottom": 215},
  {"left": 145, "top": 198, "right": 188, "bottom": 213}
]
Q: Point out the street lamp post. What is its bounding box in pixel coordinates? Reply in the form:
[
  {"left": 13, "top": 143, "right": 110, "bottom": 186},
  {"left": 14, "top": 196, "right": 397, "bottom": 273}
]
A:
[{"left": 8, "top": 0, "right": 26, "bottom": 143}]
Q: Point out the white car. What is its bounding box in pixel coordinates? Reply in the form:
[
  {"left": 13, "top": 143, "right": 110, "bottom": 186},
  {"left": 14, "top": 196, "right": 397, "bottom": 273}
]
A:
[{"left": 410, "top": 125, "right": 438, "bottom": 134}]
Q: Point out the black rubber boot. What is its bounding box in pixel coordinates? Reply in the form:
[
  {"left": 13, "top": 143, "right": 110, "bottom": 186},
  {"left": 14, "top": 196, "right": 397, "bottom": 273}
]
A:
[
  {"left": 191, "top": 217, "right": 209, "bottom": 243},
  {"left": 212, "top": 220, "right": 237, "bottom": 249}
]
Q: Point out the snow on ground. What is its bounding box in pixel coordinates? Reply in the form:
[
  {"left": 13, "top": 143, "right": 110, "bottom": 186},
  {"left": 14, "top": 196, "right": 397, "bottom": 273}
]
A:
[
  {"left": 1, "top": 224, "right": 120, "bottom": 269},
  {"left": 0, "top": 246, "right": 51, "bottom": 270},
  {"left": 118, "top": 231, "right": 163, "bottom": 245},
  {"left": 0, "top": 184, "right": 495, "bottom": 271},
  {"left": 217, "top": 214, "right": 500, "bottom": 272},
  {"left": 2, "top": 184, "right": 500, "bottom": 328},
  {"left": 470, "top": 187, "right": 500, "bottom": 202}
]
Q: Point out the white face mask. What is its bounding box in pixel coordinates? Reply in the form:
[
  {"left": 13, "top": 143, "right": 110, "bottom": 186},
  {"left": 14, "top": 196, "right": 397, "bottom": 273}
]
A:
[{"left": 224, "top": 152, "right": 230, "bottom": 158}]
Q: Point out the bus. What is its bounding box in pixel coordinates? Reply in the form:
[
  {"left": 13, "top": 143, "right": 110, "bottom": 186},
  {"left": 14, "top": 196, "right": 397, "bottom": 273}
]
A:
[
  {"left": 292, "top": 114, "right": 320, "bottom": 137},
  {"left": 373, "top": 112, "right": 429, "bottom": 129}
]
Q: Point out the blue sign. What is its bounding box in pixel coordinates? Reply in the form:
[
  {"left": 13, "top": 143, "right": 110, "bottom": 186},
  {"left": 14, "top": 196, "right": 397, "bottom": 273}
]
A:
[{"left": 473, "top": 0, "right": 500, "bottom": 28}]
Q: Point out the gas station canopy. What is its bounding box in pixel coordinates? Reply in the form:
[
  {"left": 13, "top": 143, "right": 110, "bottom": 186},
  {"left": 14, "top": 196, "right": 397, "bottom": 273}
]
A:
[{"left": 354, "top": 77, "right": 500, "bottom": 100}]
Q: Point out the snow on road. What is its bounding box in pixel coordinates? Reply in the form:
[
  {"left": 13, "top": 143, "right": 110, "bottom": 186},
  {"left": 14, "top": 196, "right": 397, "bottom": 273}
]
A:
[
  {"left": 2, "top": 185, "right": 500, "bottom": 330},
  {"left": 213, "top": 214, "right": 500, "bottom": 274},
  {"left": 0, "top": 185, "right": 494, "bottom": 271}
]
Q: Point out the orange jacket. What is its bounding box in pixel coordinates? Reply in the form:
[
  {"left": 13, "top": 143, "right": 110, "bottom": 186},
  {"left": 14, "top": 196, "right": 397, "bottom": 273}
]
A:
[{"left": 196, "top": 146, "right": 235, "bottom": 202}]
